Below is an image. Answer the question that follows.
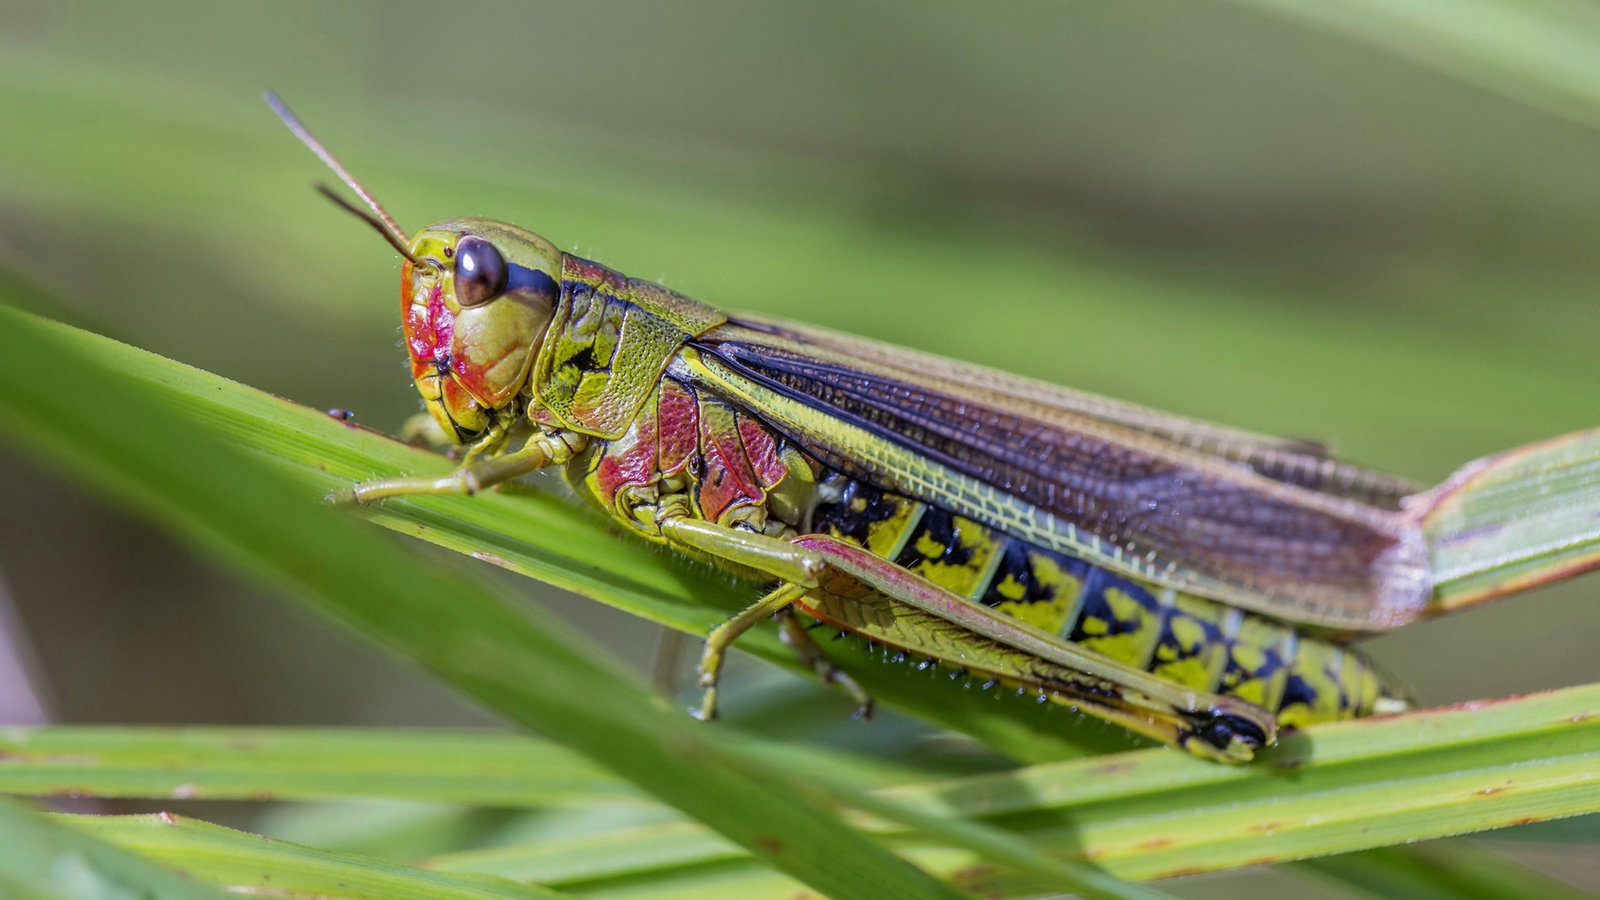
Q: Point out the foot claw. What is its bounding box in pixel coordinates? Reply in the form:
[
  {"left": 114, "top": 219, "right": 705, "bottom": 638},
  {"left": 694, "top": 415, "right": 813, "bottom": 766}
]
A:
[{"left": 326, "top": 487, "right": 361, "bottom": 506}]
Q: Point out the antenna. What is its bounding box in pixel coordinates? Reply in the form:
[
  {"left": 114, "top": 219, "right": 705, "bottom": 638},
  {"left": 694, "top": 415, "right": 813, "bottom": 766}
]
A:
[{"left": 264, "top": 91, "right": 422, "bottom": 266}]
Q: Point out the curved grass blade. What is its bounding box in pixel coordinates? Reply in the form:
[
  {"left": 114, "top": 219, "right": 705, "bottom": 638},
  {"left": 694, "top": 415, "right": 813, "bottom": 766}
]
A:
[
  {"left": 6, "top": 685, "right": 1595, "bottom": 884},
  {"left": 1420, "top": 428, "right": 1600, "bottom": 611},
  {"left": 0, "top": 797, "right": 226, "bottom": 899},
  {"left": 1229, "top": 0, "right": 1600, "bottom": 131},
  {"left": 0, "top": 724, "right": 1163, "bottom": 897},
  {"left": 0, "top": 298, "right": 968, "bottom": 900},
  {"left": 418, "top": 686, "right": 1599, "bottom": 884},
  {"left": 424, "top": 685, "right": 1600, "bottom": 884},
  {"left": 1298, "top": 842, "right": 1593, "bottom": 900},
  {"left": 889, "top": 683, "right": 1600, "bottom": 880},
  {"left": 0, "top": 727, "right": 640, "bottom": 808},
  {"left": 55, "top": 813, "right": 567, "bottom": 900}
]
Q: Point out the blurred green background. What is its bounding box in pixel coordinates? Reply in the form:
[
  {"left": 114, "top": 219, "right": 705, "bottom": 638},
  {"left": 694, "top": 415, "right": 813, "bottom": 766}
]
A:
[{"left": 0, "top": 0, "right": 1595, "bottom": 894}]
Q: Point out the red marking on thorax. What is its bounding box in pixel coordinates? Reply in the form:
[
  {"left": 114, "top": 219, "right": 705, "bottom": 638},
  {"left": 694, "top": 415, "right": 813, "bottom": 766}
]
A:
[
  {"left": 593, "top": 405, "right": 663, "bottom": 503},
  {"left": 561, "top": 254, "right": 625, "bottom": 292},
  {"left": 585, "top": 379, "right": 792, "bottom": 527},
  {"left": 738, "top": 414, "right": 786, "bottom": 486},
  {"left": 656, "top": 381, "right": 700, "bottom": 476},
  {"left": 591, "top": 382, "right": 700, "bottom": 510},
  {"left": 698, "top": 403, "right": 786, "bottom": 525}
]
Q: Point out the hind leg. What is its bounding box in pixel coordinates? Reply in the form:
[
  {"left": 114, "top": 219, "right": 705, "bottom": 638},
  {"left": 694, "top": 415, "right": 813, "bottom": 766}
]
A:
[{"left": 661, "top": 518, "right": 1275, "bottom": 762}]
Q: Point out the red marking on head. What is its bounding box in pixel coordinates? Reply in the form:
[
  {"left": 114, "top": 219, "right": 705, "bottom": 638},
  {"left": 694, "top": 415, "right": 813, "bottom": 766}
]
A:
[
  {"left": 406, "top": 283, "right": 453, "bottom": 369},
  {"left": 448, "top": 342, "right": 497, "bottom": 402},
  {"left": 439, "top": 377, "right": 484, "bottom": 422}
]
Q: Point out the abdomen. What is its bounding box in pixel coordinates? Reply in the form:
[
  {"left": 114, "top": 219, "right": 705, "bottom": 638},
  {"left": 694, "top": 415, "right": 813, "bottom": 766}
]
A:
[{"left": 810, "top": 475, "right": 1409, "bottom": 727}]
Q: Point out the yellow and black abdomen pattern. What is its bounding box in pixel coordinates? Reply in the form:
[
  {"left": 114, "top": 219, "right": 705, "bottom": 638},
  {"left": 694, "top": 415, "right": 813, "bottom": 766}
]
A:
[{"left": 812, "top": 477, "right": 1407, "bottom": 727}]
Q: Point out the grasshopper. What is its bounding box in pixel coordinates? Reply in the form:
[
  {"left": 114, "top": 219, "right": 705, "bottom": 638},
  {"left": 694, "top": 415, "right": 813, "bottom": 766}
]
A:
[{"left": 270, "top": 95, "right": 1596, "bottom": 763}]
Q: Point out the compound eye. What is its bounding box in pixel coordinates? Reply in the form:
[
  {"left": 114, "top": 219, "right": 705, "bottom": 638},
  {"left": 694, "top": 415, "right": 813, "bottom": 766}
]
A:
[{"left": 454, "top": 236, "right": 508, "bottom": 307}]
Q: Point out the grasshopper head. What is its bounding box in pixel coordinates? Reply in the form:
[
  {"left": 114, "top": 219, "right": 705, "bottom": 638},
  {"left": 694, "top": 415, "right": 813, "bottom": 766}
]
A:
[
  {"left": 401, "top": 219, "right": 562, "bottom": 443},
  {"left": 263, "top": 95, "right": 567, "bottom": 445}
]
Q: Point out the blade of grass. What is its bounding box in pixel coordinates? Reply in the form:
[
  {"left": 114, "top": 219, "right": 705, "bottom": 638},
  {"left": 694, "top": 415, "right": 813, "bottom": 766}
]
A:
[
  {"left": 0, "top": 727, "right": 641, "bottom": 808},
  {"left": 1420, "top": 428, "right": 1600, "bottom": 611},
  {"left": 418, "top": 685, "right": 1599, "bottom": 883},
  {"left": 722, "top": 733, "right": 1171, "bottom": 900},
  {"left": 425, "top": 684, "right": 1599, "bottom": 883},
  {"left": 55, "top": 813, "right": 568, "bottom": 900},
  {"left": 0, "top": 722, "right": 1164, "bottom": 898},
  {"left": 1228, "top": 0, "right": 1600, "bottom": 130},
  {"left": 0, "top": 724, "right": 927, "bottom": 810},
  {"left": 8, "top": 685, "right": 1593, "bottom": 884},
  {"left": 894, "top": 684, "right": 1599, "bottom": 880},
  {"left": 0, "top": 297, "right": 970, "bottom": 899},
  {"left": 1298, "top": 842, "right": 1593, "bottom": 900},
  {"left": 420, "top": 820, "right": 739, "bottom": 885},
  {"left": 425, "top": 840, "right": 1049, "bottom": 900},
  {"left": 0, "top": 797, "right": 226, "bottom": 899}
]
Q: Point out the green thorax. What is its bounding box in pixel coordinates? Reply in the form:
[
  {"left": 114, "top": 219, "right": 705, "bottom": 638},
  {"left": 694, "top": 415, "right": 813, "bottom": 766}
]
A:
[{"left": 531, "top": 254, "right": 726, "bottom": 440}]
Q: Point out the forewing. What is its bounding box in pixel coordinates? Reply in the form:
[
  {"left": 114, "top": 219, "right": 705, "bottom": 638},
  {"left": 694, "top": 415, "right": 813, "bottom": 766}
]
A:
[
  {"left": 729, "top": 314, "right": 1421, "bottom": 508},
  {"left": 692, "top": 318, "right": 1431, "bottom": 630}
]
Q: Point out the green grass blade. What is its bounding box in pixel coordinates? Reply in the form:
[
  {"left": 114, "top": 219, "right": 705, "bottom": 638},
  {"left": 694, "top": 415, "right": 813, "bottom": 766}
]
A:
[
  {"left": 0, "top": 298, "right": 967, "bottom": 900},
  {"left": 421, "top": 820, "right": 738, "bottom": 886},
  {"left": 1421, "top": 429, "right": 1600, "bottom": 611},
  {"left": 55, "top": 813, "right": 567, "bottom": 900},
  {"left": 431, "top": 685, "right": 1598, "bottom": 883},
  {"left": 1299, "top": 842, "right": 1593, "bottom": 900},
  {"left": 0, "top": 727, "right": 640, "bottom": 808},
  {"left": 0, "top": 727, "right": 1154, "bottom": 899},
  {"left": 888, "top": 683, "right": 1599, "bottom": 880},
  {"left": 437, "top": 846, "right": 1043, "bottom": 899},
  {"left": 1228, "top": 0, "right": 1600, "bottom": 130},
  {"left": 0, "top": 798, "right": 228, "bottom": 900},
  {"left": 10, "top": 688, "right": 1589, "bottom": 884}
]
